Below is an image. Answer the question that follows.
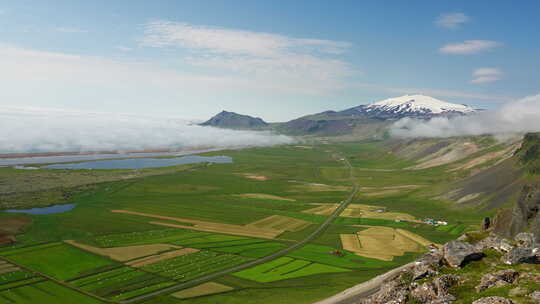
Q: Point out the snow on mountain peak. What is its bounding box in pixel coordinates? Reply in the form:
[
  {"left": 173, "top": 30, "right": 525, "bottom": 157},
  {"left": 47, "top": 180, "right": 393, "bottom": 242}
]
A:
[{"left": 366, "top": 94, "right": 476, "bottom": 115}]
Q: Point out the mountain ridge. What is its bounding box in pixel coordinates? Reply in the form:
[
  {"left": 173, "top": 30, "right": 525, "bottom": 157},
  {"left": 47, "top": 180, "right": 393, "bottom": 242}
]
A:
[{"left": 200, "top": 95, "right": 478, "bottom": 135}]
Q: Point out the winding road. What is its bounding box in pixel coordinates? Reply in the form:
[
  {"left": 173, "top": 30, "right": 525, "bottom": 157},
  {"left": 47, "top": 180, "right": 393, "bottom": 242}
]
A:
[{"left": 122, "top": 152, "right": 359, "bottom": 304}]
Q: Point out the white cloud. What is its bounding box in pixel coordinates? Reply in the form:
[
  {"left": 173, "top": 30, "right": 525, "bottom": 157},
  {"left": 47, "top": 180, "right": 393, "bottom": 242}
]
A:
[
  {"left": 0, "top": 106, "right": 295, "bottom": 153},
  {"left": 471, "top": 67, "right": 503, "bottom": 84},
  {"left": 390, "top": 93, "right": 540, "bottom": 138},
  {"left": 0, "top": 43, "right": 347, "bottom": 105},
  {"left": 55, "top": 27, "right": 88, "bottom": 33},
  {"left": 436, "top": 12, "right": 469, "bottom": 29},
  {"left": 115, "top": 46, "right": 133, "bottom": 51},
  {"left": 141, "top": 21, "right": 351, "bottom": 56},
  {"left": 440, "top": 40, "right": 502, "bottom": 55},
  {"left": 140, "top": 21, "right": 356, "bottom": 93}
]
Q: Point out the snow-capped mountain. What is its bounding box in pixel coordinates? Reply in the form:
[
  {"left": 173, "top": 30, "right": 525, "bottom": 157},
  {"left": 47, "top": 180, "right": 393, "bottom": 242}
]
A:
[{"left": 339, "top": 94, "right": 477, "bottom": 119}]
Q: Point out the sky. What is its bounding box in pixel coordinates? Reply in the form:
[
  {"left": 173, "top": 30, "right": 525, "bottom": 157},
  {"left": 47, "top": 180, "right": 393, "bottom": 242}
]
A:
[{"left": 1, "top": 0, "right": 539, "bottom": 121}]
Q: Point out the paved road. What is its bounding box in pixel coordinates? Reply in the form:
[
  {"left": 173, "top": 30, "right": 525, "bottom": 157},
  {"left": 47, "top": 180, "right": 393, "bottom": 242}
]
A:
[
  {"left": 122, "top": 153, "right": 358, "bottom": 304},
  {"left": 313, "top": 262, "right": 415, "bottom": 304}
]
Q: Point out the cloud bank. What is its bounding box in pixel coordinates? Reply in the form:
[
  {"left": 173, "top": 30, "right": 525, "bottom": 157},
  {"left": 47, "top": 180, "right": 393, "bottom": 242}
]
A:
[
  {"left": 439, "top": 40, "right": 502, "bottom": 55},
  {"left": 140, "top": 21, "right": 355, "bottom": 94},
  {"left": 390, "top": 94, "right": 540, "bottom": 138},
  {"left": 436, "top": 13, "right": 469, "bottom": 29},
  {"left": 0, "top": 107, "right": 295, "bottom": 153},
  {"left": 471, "top": 67, "right": 503, "bottom": 84}
]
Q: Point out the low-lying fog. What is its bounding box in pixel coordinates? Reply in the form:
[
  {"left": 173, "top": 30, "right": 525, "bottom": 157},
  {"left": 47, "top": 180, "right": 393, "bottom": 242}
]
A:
[
  {"left": 391, "top": 93, "right": 540, "bottom": 138},
  {"left": 0, "top": 106, "right": 295, "bottom": 153}
]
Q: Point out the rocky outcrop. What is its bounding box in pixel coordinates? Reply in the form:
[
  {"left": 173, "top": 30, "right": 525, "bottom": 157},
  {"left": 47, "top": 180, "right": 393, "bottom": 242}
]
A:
[
  {"left": 354, "top": 231, "right": 539, "bottom": 304},
  {"left": 472, "top": 296, "right": 515, "bottom": 304},
  {"left": 515, "top": 232, "right": 536, "bottom": 248},
  {"left": 475, "top": 269, "right": 519, "bottom": 292},
  {"left": 443, "top": 241, "right": 483, "bottom": 267},
  {"left": 410, "top": 275, "right": 460, "bottom": 304},
  {"left": 501, "top": 247, "right": 537, "bottom": 265},
  {"left": 357, "top": 274, "right": 409, "bottom": 304},
  {"left": 475, "top": 235, "right": 513, "bottom": 252},
  {"left": 529, "top": 291, "right": 540, "bottom": 303}
]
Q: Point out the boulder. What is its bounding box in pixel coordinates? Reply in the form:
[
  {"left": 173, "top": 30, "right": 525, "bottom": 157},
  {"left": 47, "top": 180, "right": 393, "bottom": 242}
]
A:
[
  {"left": 443, "top": 241, "right": 483, "bottom": 267},
  {"left": 515, "top": 232, "right": 536, "bottom": 248},
  {"left": 410, "top": 275, "right": 459, "bottom": 304},
  {"left": 501, "top": 248, "right": 537, "bottom": 265},
  {"left": 475, "top": 236, "right": 514, "bottom": 252},
  {"left": 472, "top": 297, "right": 515, "bottom": 304},
  {"left": 529, "top": 291, "right": 540, "bottom": 303},
  {"left": 475, "top": 269, "right": 519, "bottom": 292}
]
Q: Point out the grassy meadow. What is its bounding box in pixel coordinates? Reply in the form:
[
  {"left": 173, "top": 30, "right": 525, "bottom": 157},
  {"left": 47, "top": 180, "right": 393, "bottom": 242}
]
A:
[{"left": 0, "top": 141, "right": 489, "bottom": 303}]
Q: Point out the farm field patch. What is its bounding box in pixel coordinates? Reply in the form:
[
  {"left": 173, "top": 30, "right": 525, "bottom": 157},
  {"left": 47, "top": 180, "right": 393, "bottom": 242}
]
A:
[
  {"left": 289, "top": 183, "right": 350, "bottom": 192},
  {"left": 171, "top": 282, "right": 234, "bottom": 299},
  {"left": 340, "top": 204, "right": 417, "bottom": 221},
  {"left": 113, "top": 210, "right": 284, "bottom": 239},
  {"left": 127, "top": 248, "right": 200, "bottom": 267},
  {"left": 211, "top": 241, "right": 288, "bottom": 258},
  {"left": 0, "top": 280, "right": 103, "bottom": 304},
  {"left": 340, "top": 226, "right": 428, "bottom": 261},
  {"left": 302, "top": 204, "right": 337, "bottom": 215},
  {"left": 142, "top": 251, "right": 252, "bottom": 282},
  {"left": 94, "top": 228, "right": 210, "bottom": 247},
  {"left": 69, "top": 265, "right": 172, "bottom": 300},
  {"left": 286, "top": 244, "right": 399, "bottom": 269},
  {"left": 235, "top": 193, "right": 295, "bottom": 201},
  {"left": 3, "top": 242, "right": 115, "bottom": 280},
  {"left": 239, "top": 173, "right": 269, "bottom": 181},
  {"left": 64, "top": 240, "right": 181, "bottom": 262},
  {"left": 233, "top": 257, "right": 350, "bottom": 283},
  {"left": 246, "top": 215, "right": 312, "bottom": 232}
]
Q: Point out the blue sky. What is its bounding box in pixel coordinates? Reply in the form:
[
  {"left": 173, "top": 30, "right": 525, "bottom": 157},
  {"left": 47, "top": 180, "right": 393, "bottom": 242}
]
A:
[{"left": 1, "top": 0, "right": 539, "bottom": 121}]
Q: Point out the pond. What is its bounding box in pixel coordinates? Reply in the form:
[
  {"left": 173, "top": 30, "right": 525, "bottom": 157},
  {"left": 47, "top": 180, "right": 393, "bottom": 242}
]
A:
[
  {"left": 5, "top": 203, "right": 76, "bottom": 215},
  {"left": 39, "top": 155, "right": 232, "bottom": 170}
]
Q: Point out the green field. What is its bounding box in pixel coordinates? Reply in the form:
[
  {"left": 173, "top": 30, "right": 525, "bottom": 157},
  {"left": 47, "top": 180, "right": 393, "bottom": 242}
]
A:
[
  {"left": 142, "top": 251, "right": 252, "bottom": 282},
  {"left": 0, "top": 281, "right": 103, "bottom": 304},
  {"left": 233, "top": 257, "right": 350, "bottom": 283},
  {"left": 70, "top": 266, "right": 173, "bottom": 300},
  {"left": 3, "top": 243, "right": 115, "bottom": 280},
  {"left": 0, "top": 142, "right": 490, "bottom": 303}
]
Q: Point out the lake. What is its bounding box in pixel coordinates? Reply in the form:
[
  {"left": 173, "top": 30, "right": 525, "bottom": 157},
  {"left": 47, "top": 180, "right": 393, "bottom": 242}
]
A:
[
  {"left": 0, "top": 147, "right": 228, "bottom": 166},
  {"left": 39, "top": 155, "right": 232, "bottom": 170},
  {"left": 5, "top": 203, "right": 76, "bottom": 215}
]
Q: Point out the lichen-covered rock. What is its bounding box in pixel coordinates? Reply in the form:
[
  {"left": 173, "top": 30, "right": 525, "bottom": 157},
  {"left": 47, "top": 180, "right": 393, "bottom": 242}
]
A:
[
  {"left": 530, "top": 291, "right": 540, "bottom": 303},
  {"left": 475, "top": 236, "right": 514, "bottom": 252},
  {"left": 476, "top": 269, "right": 519, "bottom": 292},
  {"left": 501, "top": 247, "right": 536, "bottom": 264},
  {"left": 515, "top": 232, "right": 536, "bottom": 248},
  {"left": 410, "top": 275, "right": 459, "bottom": 304},
  {"left": 357, "top": 274, "right": 409, "bottom": 304},
  {"left": 472, "top": 296, "right": 515, "bottom": 304},
  {"left": 508, "top": 287, "right": 528, "bottom": 297},
  {"left": 411, "top": 250, "right": 443, "bottom": 280},
  {"left": 443, "top": 241, "right": 483, "bottom": 267}
]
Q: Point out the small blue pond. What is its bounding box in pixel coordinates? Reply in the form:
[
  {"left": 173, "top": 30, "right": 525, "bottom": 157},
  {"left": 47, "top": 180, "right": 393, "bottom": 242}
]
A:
[
  {"left": 40, "top": 155, "right": 232, "bottom": 170},
  {"left": 5, "top": 203, "right": 76, "bottom": 215}
]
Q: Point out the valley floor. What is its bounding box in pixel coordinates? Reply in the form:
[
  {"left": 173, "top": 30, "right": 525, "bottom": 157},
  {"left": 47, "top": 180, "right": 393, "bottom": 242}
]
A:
[{"left": 0, "top": 141, "right": 492, "bottom": 304}]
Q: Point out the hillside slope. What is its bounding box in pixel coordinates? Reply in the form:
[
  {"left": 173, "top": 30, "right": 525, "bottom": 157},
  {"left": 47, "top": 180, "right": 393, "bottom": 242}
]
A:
[{"left": 200, "top": 111, "right": 268, "bottom": 129}]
